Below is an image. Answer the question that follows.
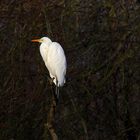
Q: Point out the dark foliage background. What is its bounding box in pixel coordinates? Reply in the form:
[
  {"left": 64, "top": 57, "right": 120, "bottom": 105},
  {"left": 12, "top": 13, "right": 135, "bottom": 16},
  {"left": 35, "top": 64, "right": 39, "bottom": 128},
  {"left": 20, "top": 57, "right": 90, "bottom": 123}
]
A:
[{"left": 0, "top": 0, "right": 140, "bottom": 140}]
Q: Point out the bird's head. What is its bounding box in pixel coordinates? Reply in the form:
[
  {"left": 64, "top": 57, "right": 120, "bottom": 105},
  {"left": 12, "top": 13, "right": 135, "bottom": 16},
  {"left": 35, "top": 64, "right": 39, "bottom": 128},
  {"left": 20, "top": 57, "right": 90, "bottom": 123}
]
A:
[{"left": 32, "top": 37, "right": 52, "bottom": 44}]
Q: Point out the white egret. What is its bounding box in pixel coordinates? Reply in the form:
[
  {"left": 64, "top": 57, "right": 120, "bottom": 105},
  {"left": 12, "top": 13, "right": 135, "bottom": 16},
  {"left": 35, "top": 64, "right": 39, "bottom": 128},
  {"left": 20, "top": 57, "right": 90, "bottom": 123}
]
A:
[{"left": 32, "top": 37, "right": 67, "bottom": 97}]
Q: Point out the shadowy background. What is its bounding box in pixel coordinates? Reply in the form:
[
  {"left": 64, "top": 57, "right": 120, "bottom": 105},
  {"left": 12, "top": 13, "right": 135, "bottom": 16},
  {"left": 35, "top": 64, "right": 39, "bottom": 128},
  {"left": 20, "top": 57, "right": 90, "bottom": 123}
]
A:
[{"left": 0, "top": 0, "right": 140, "bottom": 140}]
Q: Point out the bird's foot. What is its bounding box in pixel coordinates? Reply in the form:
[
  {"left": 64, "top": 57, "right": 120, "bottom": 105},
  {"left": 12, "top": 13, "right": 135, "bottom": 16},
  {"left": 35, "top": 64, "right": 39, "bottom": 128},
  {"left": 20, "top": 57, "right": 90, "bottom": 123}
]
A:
[{"left": 48, "top": 77, "right": 55, "bottom": 86}]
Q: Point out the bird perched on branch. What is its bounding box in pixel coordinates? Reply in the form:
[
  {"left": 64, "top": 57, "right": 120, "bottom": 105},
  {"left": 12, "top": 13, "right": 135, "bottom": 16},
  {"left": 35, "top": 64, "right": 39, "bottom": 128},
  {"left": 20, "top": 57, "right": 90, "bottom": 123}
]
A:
[{"left": 32, "top": 37, "right": 67, "bottom": 97}]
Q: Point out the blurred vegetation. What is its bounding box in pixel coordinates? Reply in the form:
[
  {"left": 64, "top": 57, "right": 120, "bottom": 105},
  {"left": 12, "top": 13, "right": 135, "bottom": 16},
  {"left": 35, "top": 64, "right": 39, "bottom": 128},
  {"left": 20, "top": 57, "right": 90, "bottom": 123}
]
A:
[{"left": 0, "top": 0, "right": 140, "bottom": 140}]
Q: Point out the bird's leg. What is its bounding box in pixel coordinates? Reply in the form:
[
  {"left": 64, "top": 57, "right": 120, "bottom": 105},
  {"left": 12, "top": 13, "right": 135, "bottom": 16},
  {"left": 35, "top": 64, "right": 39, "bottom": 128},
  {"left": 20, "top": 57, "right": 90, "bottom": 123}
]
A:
[
  {"left": 55, "top": 80, "right": 59, "bottom": 103},
  {"left": 56, "top": 86, "right": 59, "bottom": 100},
  {"left": 55, "top": 80, "right": 58, "bottom": 96}
]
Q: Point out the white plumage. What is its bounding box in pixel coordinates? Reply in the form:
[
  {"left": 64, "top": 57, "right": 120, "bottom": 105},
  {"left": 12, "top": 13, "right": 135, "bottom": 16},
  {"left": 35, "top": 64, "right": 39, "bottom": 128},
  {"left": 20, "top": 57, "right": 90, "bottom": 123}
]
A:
[{"left": 32, "top": 37, "right": 67, "bottom": 87}]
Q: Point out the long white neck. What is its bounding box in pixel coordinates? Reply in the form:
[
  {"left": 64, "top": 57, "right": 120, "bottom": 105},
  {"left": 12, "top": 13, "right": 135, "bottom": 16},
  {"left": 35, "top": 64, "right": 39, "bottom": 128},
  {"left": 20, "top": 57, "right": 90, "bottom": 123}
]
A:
[{"left": 39, "top": 41, "right": 52, "bottom": 63}]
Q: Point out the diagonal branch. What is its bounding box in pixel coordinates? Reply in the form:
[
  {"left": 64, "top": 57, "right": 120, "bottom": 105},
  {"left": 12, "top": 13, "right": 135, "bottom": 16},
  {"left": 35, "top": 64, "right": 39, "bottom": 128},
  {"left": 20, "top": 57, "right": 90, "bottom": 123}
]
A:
[{"left": 46, "top": 84, "right": 58, "bottom": 140}]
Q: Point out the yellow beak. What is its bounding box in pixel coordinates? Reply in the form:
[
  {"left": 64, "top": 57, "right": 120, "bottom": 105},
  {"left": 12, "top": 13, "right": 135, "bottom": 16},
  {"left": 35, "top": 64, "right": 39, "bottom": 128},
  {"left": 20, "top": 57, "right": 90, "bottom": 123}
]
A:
[{"left": 31, "top": 39, "right": 41, "bottom": 42}]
